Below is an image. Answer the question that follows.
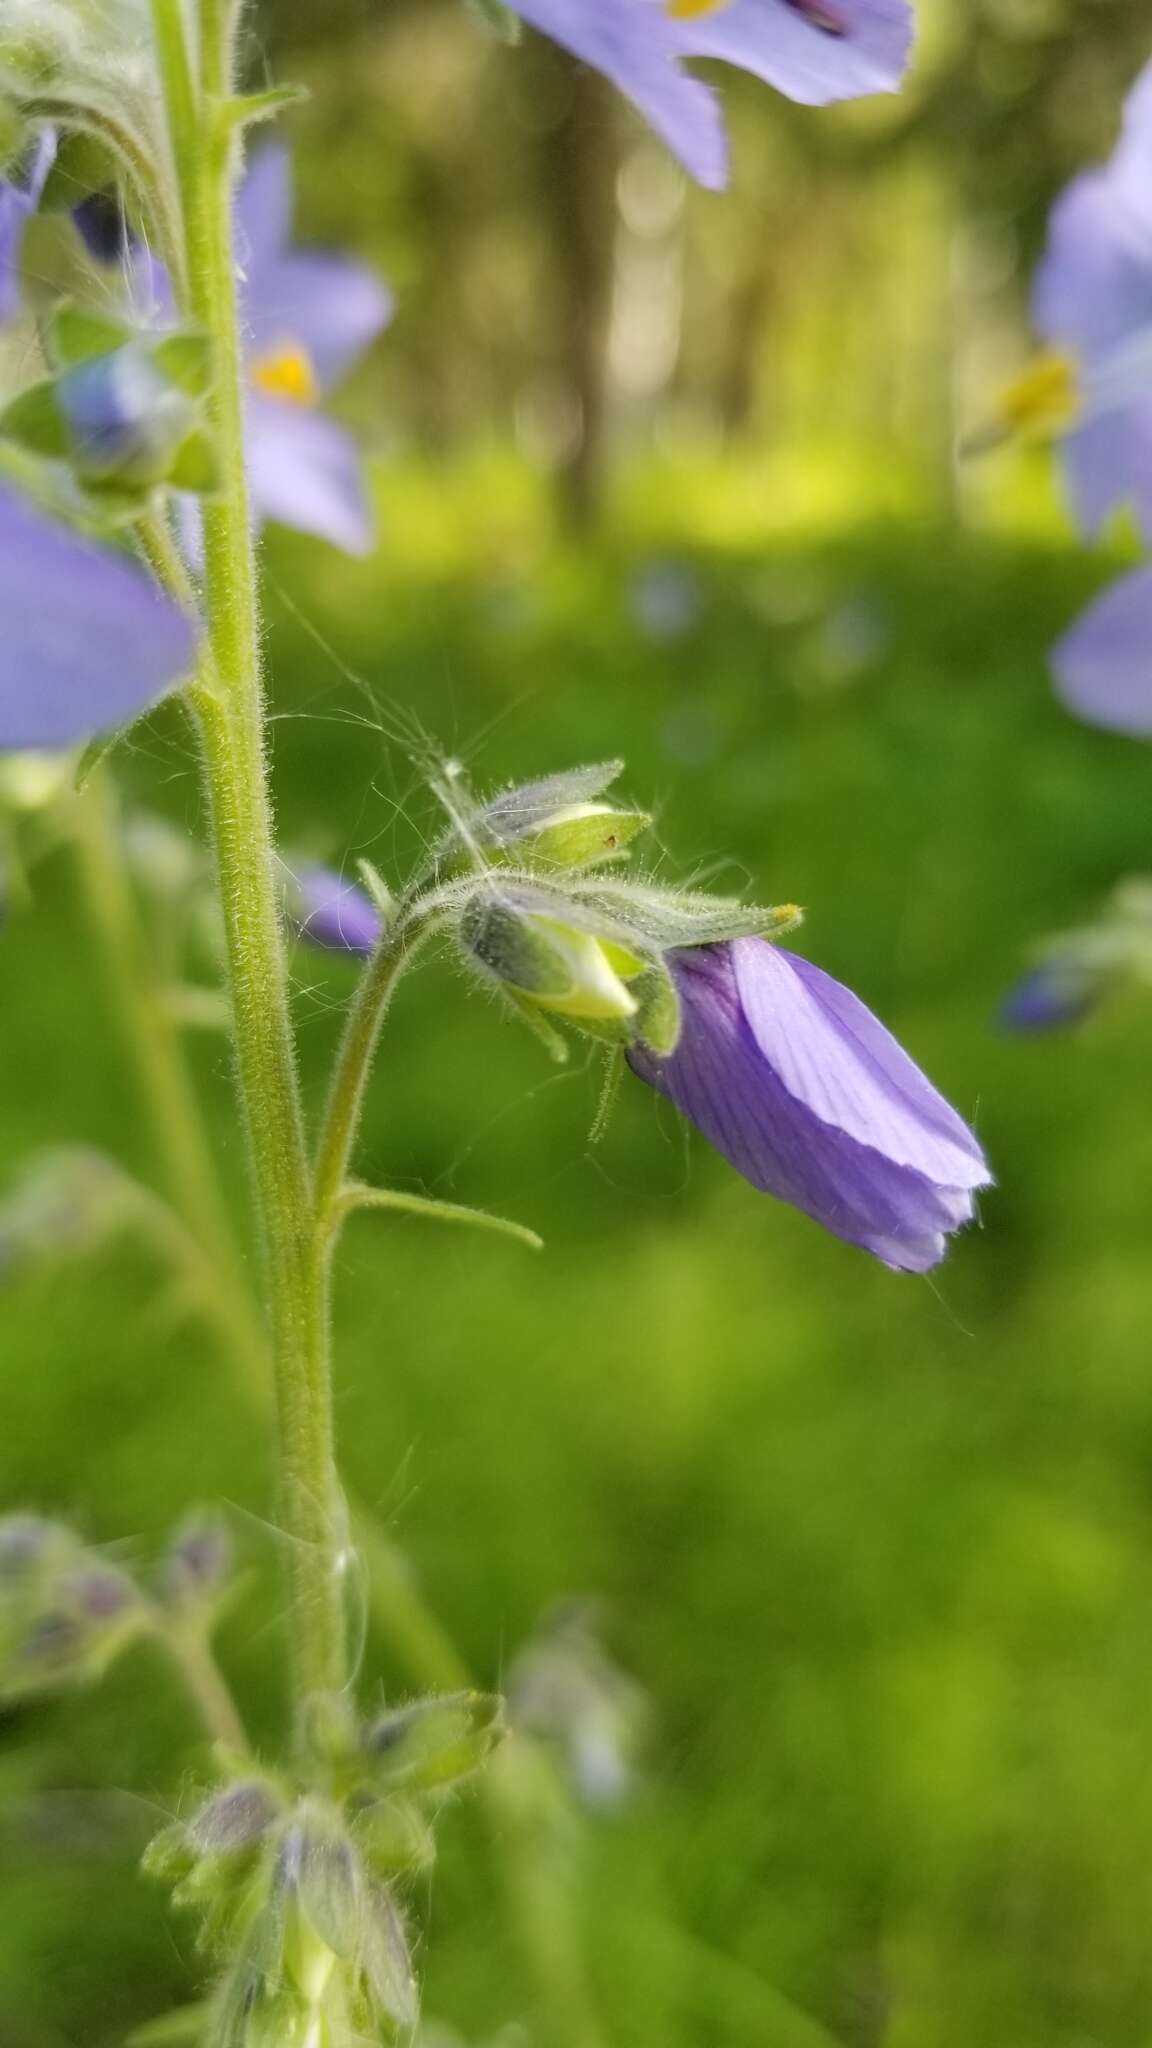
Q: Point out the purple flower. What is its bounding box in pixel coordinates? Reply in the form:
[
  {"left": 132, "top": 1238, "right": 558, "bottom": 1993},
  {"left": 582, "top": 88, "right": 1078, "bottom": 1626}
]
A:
[
  {"left": 505, "top": 0, "right": 913, "bottom": 190},
  {"left": 124, "top": 147, "right": 392, "bottom": 555},
  {"left": 0, "top": 132, "right": 55, "bottom": 324},
  {"left": 999, "top": 960, "right": 1100, "bottom": 1034},
  {"left": 0, "top": 481, "right": 197, "bottom": 749},
  {"left": 1050, "top": 565, "right": 1152, "bottom": 737},
  {"left": 628, "top": 938, "right": 990, "bottom": 1271},
  {"left": 285, "top": 862, "right": 383, "bottom": 953},
  {"left": 1033, "top": 60, "right": 1152, "bottom": 541}
]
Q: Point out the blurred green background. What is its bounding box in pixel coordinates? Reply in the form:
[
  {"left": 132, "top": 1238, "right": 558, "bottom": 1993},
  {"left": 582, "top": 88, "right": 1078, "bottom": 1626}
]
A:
[{"left": 6, "top": 0, "right": 1152, "bottom": 2043}]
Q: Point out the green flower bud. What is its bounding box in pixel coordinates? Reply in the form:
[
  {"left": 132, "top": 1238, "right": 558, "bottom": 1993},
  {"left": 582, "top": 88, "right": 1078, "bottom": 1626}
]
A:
[
  {"left": 189, "top": 1780, "right": 281, "bottom": 1859},
  {"left": 463, "top": 896, "right": 645, "bottom": 1025},
  {"left": 0, "top": 334, "right": 215, "bottom": 498},
  {"left": 364, "top": 1689, "right": 505, "bottom": 1792},
  {"left": 160, "top": 1508, "right": 234, "bottom": 1615}
]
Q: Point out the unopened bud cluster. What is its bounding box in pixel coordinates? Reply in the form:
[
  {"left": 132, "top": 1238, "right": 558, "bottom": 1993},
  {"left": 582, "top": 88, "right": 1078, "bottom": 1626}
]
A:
[{"left": 144, "top": 1688, "right": 504, "bottom": 2044}]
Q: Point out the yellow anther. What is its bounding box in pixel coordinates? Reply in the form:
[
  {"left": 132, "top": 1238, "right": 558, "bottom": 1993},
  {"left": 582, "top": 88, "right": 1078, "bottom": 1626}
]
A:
[
  {"left": 665, "top": 0, "right": 728, "bottom": 19},
  {"left": 997, "top": 350, "right": 1079, "bottom": 439},
  {"left": 250, "top": 341, "right": 317, "bottom": 407}
]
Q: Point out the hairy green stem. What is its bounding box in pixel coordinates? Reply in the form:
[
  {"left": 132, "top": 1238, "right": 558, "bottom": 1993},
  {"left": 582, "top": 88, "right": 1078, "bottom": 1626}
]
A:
[
  {"left": 150, "top": 0, "right": 347, "bottom": 1706},
  {"left": 159, "top": 1618, "right": 250, "bottom": 1755}
]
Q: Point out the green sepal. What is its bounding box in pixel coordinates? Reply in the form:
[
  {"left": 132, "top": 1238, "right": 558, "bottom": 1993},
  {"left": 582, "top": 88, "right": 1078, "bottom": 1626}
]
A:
[
  {"left": 633, "top": 960, "right": 681, "bottom": 1056},
  {"left": 0, "top": 375, "right": 69, "bottom": 459},
  {"left": 38, "top": 127, "right": 115, "bottom": 211},
  {"left": 48, "top": 301, "right": 135, "bottom": 369},
  {"left": 360, "top": 1882, "right": 419, "bottom": 2029},
  {"left": 504, "top": 989, "right": 570, "bottom": 1063},
  {"left": 364, "top": 1689, "right": 506, "bottom": 1792},
  {"left": 465, "top": 0, "right": 523, "bottom": 41},
  {"left": 152, "top": 332, "right": 215, "bottom": 401},
  {"left": 351, "top": 1795, "right": 436, "bottom": 1876},
  {"left": 574, "top": 880, "right": 804, "bottom": 952},
  {"left": 293, "top": 1812, "right": 361, "bottom": 1960},
  {"left": 168, "top": 427, "right": 220, "bottom": 492}
]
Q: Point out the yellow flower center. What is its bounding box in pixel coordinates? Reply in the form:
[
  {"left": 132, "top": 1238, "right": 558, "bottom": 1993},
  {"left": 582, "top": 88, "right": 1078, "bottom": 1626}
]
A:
[
  {"left": 997, "top": 350, "right": 1079, "bottom": 439},
  {"left": 250, "top": 341, "right": 318, "bottom": 407},
  {"left": 665, "top": 0, "right": 728, "bottom": 19}
]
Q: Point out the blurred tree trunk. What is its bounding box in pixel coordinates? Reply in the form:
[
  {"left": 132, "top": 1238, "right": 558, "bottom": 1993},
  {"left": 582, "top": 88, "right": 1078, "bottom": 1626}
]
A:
[{"left": 532, "top": 47, "right": 619, "bottom": 532}]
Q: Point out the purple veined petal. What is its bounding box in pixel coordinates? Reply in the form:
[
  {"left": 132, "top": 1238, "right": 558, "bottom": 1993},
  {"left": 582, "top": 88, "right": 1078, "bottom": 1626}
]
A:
[
  {"left": 0, "top": 481, "right": 197, "bottom": 749},
  {"left": 285, "top": 861, "right": 383, "bottom": 954},
  {"left": 733, "top": 943, "right": 988, "bottom": 1188},
  {"left": 1051, "top": 566, "right": 1152, "bottom": 738},
  {"left": 507, "top": 0, "right": 727, "bottom": 190},
  {"left": 245, "top": 252, "right": 394, "bottom": 392},
  {"left": 246, "top": 394, "right": 376, "bottom": 555},
  {"left": 671, "top": 0, "right": 913, "bottom": 107},
  {"left": 628, "top": 940, "right": 990, "bottom": 1272}
]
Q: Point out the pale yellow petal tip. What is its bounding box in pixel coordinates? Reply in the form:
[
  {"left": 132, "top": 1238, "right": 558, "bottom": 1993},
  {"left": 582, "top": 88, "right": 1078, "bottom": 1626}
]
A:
[{"left": 250, "top": 341, "right": 318, "bottom": 407}]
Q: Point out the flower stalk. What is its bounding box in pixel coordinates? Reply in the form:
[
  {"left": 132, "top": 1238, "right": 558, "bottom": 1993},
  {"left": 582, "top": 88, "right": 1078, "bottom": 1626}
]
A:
[{"left": 149, "top": 0, "right": 348, "bottom": 1707}]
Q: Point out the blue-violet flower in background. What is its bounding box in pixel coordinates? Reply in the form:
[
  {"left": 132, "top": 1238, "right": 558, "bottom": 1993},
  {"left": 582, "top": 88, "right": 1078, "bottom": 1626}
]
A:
[
  {"left": 1032, "top": 58, "right": 1152, "bottom": 544},
  {"left": 0, "top": 480, "right": 196, "bottom": 749},
  {"left": 628, "top": 936, "right": 990, "bottom": 1271},
  {"left": 285, "top": 862, "right": 384, "bottom": 953},
  {"left": 505, "top": 0, "right": 913, "bottom": 191},
  {"left": 122, "top": 146, "right": 393, "bottom": 555}
]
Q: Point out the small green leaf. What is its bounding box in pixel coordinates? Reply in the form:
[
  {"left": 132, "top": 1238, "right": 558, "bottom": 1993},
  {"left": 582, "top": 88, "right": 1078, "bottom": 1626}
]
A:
[
  {"left": 338, "top": 1182, "right": 542, "bottom": 1254},
  {"left": 222, "top": 83, "right": 310, "bottom": 132}
]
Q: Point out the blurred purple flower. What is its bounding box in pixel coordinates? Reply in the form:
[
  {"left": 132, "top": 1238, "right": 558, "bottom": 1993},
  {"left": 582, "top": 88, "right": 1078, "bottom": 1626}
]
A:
[
  {"left": 1033, "top": 60, "right": 1152, "bottom": 540},
  {"left": 505, "top": 0, "right": 913, "bottom": 190},
  {"left": 0, "top": 481, "right": 196, "bottom": 749},
  {"left": 0, "top": 132, "right": 55, "bottom": 324},
  {"left": 124, "top": 147, "right": 393, "bottom": 554},
  {"left": 999, "top": 959, "right": 1100, "bottom": 1034},
  {"left": 1051, "top": 565, "right": 1152, "bottom": 737},
  {"left": 285, "top": 862, "right": 383, "bottom": 953},
  {"left": 629, "top": 937, "right": 990, "bottom": 1271}
]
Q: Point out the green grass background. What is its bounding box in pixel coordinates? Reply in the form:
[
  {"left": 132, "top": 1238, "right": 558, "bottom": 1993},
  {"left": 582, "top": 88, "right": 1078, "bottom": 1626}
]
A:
[{"left": 3, "top": 459, "right": 1152, "bottom": 2046}]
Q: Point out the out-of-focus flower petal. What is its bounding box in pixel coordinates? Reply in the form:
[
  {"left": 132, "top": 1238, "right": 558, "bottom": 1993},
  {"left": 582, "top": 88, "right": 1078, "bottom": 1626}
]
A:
[
  {"left": 235, "top": 142, "right": 294, "bottom": 281},
  {"left": 507, "top": 0, "right": 727, "bottom": 189},
  {"left": 672, "top": 0, "right": 913, "bottom": 107},
  {"left": 629, "top": 939, "right": 989, "bottom": 1271},
  {"left": 0, "top": 131, "right": 56, "bottom": 324},
  {"left": 0, "top": 482, "right": 196, "bottom": 749},
  {"left": 285, "top": 862, "right": 383, "bottom": 954},
  {"left": 1051, "top": 566, "right": 1152, "bottom": 737},
  {"left": 246, "top": 252, "right": 393, "bottom": 393},
  {"left": 246, "top": 395, "right": 375, "bottom": 555}
]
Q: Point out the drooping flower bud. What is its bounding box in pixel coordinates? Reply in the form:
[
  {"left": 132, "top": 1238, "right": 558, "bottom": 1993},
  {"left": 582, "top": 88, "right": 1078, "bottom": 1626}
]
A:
[
  {"left": 462, "top": 893, "right": 644, "bottom": 1026},
  {"left": 363, "top": 1690, "right": 505, "bottom": 1792},
  {"left": 0, "top": 332, "right": 215, "bottom": 498},
  {"left": 435, "top": 760, "right": 649, "bottom": 878}
]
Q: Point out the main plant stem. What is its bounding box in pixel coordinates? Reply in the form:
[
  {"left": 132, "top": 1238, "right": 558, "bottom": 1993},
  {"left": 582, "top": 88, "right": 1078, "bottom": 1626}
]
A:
[{"left": 150, "top": 0, "right": 347, "bottom": 1705}]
